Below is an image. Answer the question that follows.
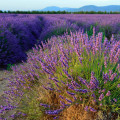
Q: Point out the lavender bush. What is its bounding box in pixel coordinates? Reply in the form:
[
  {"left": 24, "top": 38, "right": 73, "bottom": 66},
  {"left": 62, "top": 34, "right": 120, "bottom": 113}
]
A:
[
  {"left": 1, "top": 13, "right": 120, "bottom": 69},
  {"left": 37, "top": 15, "right": 79, "bottom": 46},
  {"left": 50, "top": 14, "right": 120, "bottom": 40},
  {"left": 5, "top": 15, "right": 43, "bottom": 51},
  {"left": 0, "top": 25, "right": 27, "bottom": 68},
  {"left": 0, "top": 27, "right": 119, "bottom": 120},
  {"left": 0, "top": 14, "right": 44, "bottom": 68}
]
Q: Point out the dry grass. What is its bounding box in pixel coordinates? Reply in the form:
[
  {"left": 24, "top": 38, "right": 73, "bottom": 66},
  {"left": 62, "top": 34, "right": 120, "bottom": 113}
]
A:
[{"left": 59, "top": 104, "right": 96, "bottom": 120}]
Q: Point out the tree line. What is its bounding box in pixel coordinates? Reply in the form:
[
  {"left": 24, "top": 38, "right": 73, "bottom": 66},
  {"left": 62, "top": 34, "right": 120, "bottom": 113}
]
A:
[{"left": 0, "top": 10, "right": 120, "bottom": 14}]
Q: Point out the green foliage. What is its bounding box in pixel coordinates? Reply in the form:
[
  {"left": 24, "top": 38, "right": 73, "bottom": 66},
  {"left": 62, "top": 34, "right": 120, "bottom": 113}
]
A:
[
  {"left": 86, "top": 25, "right": 94, "bottom": 37},
  {"left": 1, "top": 10, "right": 120, "bottom": 14},
  {"left": 86, "top": 24, "right": 106, "bottom": 43},
  {"left": 99, "top": 25, "right": 112, "bottom": 41},
  {"left": 0, "top": 10, "right": 3, "bottom": 13},
  {"left": 43, "top": 27, "right": 74, "bottom": 42},
  {"left": 7, "top": 63, "right": 15, "bottom": 71},
  {"left": 2, "top": 26, "right": 120, "bottom": 120},
  {"left": 14, "top": 87, "right": 46, "bottom": 120}
]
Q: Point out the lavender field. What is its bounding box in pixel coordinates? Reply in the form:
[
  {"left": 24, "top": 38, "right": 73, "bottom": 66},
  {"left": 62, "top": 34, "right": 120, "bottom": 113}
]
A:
[{"left": 0, "top": 14, "right": 120, "bottom": 120}]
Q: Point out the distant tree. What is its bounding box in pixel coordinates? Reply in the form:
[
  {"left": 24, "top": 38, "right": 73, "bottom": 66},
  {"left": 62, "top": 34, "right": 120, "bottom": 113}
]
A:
[
  {"left": 0, "top": 10, "right": 3, "bottom": 13},
  {"left": 1, "top": 10, "right": 120, "bottom": 14},
  {"left": 104, "top": 11, "right": 107, "bottom": 14},
  {"left": 110, "top": 11, "right": 113, "bottom": 14}
]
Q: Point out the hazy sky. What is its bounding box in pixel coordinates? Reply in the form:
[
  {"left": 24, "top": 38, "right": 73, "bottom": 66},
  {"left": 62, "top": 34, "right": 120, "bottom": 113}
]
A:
[{"left": 0, "top": 0, "right": 120, "bottom": 11}]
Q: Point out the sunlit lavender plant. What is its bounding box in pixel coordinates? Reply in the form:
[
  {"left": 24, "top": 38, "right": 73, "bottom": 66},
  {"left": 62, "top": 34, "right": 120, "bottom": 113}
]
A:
[{"left": 0, "top": 28, "right": 120, "bottom": 120}]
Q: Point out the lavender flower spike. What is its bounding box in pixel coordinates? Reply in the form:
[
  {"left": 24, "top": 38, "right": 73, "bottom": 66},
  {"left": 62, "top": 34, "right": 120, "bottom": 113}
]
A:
[
  {"left": 89, "top": 71, "right": 99, "bottom": 90},
  {"left": 99, "top": 93, "right": 104, "bottom": 101},
  {"left": 89, "top": 106, "right": 97, "bottom": 112},
  {"left": 117, "top": 84, "right": 120, "bottom": 88},
  {"left": 66, "top": 91, "right": 75, "bottom": 96},
  {"left": 113, "top": 98, "right": 117, "bottom": 102},
  {"left": 65, "top": 98, "right": 73, "bottom": 103},
  {"left": 40, "top": 103, "right": 50, "bottom": 108},
  {"left": 59, "top": 95, "right": 64, "bottom": 99},
  {"left": 84, "top": 106, "right": 89, "bottom": 111},
  {"left": 74, "top": 89, "right": 88, "bottom": 93},
  {"left": 45, "top": 109, "right": 63, "bottom": 115},
  {"left": 106, "top": 91, "right": 111, "bottom": 96}
]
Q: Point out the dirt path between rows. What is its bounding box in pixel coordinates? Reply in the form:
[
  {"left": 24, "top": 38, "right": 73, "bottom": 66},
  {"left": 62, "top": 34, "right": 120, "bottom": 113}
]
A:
[
  {"left": 0, "top": 57, "right": 31, "bottom": 120},
  {"left": 0, "top": 70, "right": 13, "bottom": 119},
  {"left": 0, "top": 50, "right": 33, "bottom": 97},
  {"left": 0, "top": 70, "right": 12, "bottom": 94}
]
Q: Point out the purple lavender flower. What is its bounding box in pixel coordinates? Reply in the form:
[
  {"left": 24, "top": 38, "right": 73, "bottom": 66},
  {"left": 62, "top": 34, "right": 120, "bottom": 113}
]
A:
[
  {"left": 106, "top": 91, "right": 111, "bottom": 96},
  {"left": 60, "top": 101, "right": 65, "bottom": 106},
  {"left": 89, "top": 72, "right": 99, "bottom": 89},
  {"left": 67, "top": 83, "right": 75, "bottom": 90},
  {"left": 98, "top": 89, "right": 101, "bottom": 93},
  {"left": 100, "top": 103, "right": 102, "bottom": 106},
  {"left": 59, "top": 95, "right": 64, "bottom": 99},
  {"left": 61, "top": 60, "right": 69, "bottom": 68},
  {"left": 71, "top": 80, "right": 81, "bottom": 88},
  {"left": 74, "top": 45, "right": 81, "bottom": 57},
  {"left": 10, "top": 114, "right": 16, "bottom": 118},
  {"left": 54, "top": 82, "right": 60, "bottom": 88},
  {"left": 78, "top": 76, "right": 88, "bottom": 87},
  {"left": 79, "top": 57, "right": 83, "bottom": 64},
  {"left": 113, "top": 98, "right": 117, "bottom": 102},
  {"left": 56, "top": 89, "right": 61, "bottom": 92},
  {"left": 110, "top": 73, "right": 117, "bottom": 81},
  {"left": 40, "top": 103, "right": 50, "bottom": 108},
  {"left": 42, "top": 85, "right": 48, "bottom": 90},
  {"left": 101, "top": 89, "right": 105, "bottom": 93},
  {"left": 45, "top": 109, "right": 62, "bottom": 115},
  {"left": 61, "top": 80, "right": 66, "bottom": 85},
  {"left": 74, "top": 89, "right": 88, "bottom": 93},
  {"left": 66, "top": 91, "right": 75, "bottom": 96},
  {"left": 89, "top": 106, "right": 97, "bottom": 112},
  {"left": 62, "top": 69, "right": 72, "bottom": 79},
  {"left": 99, "top": 93, "right": 104, "bottom": 101},
  {"left": 60, "top": 105, "right": 65, "bottom": 109},
  {"left": 42, "top": 68, "right": 54, "bottom": 75},
  {"left": 73, "top": 96, "right": 77, "bottom": 100},
  {"left": 92, "top": 46, "right": 96, "bottom": 55},
  {"left": 117, "top": 64, "right": 120, "bottom": 73},
  {"left": 53, "top": 116, "right": 59, "bottom": 119},
  {"left": 47, "top": 87, "right": 54, "bottom": 91},
  {"left": 60, "top": 101, "right": 70, "bottom": 107},
  {"left": 104, "top": 80, "right": 108, "bottom": 84},
  {"left": 104, "top": 56, "right": 107, "bottom": 68},
  {"left": 49, "top": 77, "right": 59, "bottom": 82},
  {"left": 114, "top": 48, "right": 120, "bottom": 63},
  {"left": 80, "top": 97, "right": 82, "bottom": 101},
  {"left": 91, "top": 93, "right": 96, "bottom": 98},
  {"left": 65, "top": 98, "right": 73, "bottom": 103},
  {"left": 117, "top": 84, "right": 120, "bottom": 88},
  {"left": 103, "top": 73, "right": 109, "bottom": 81},
  {"left": 84, "top": 106, "right": 89, "bottom": 111}
]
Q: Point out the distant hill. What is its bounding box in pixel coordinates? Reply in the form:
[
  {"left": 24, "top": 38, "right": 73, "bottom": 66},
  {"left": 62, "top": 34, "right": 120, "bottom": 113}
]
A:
[
  {"left": 40, "top": 5, "right": 120, "bottom": 12},
  {"left": 40, "top": 6, "right": 69, "bottom": 12}
]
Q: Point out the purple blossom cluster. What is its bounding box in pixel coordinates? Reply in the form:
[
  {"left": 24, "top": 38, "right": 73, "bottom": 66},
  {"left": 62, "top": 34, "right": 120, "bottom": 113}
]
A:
[
  {"left": 0, "top": 14, "right": 120, "bottom": 119},
  {"left": 1, "top": 13, "right": 120, "bottom": 69},
  {"left": 0, "top": 14, "right": 43, "bottom": 68},
  {"left": 27, "top": 28, "right": 119, "bottom": 117},
  {"left": 43, "top": 14, "right": 120, "bottom": 39}
]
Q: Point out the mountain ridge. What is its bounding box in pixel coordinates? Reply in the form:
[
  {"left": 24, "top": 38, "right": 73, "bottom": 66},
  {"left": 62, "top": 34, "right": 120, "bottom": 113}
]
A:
[{"left": 40, "top": 5, "right": 120, "bottom": 12}]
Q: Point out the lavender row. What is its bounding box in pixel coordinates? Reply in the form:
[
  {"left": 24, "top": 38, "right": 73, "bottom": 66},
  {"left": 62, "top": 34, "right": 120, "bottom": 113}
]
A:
[
  {"left": 0, "top": 14, "right": 44, "bottom": 68},
  {"left": 1, "top": 14, "right": 120, "bottom": 68},
  {"left": 41, "top": 14, "right": 120, "bottom": 40},
  {"left": 0, "top": 27, "right": 119, "bottom": 119}
]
